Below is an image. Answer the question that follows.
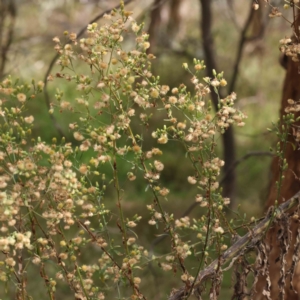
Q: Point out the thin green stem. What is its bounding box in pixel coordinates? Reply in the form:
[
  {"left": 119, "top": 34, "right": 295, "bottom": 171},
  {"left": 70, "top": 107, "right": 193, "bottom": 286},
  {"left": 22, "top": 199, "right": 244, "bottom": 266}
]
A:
[
  {"left": 185, "top": 139, "right": 215, "bottom": 299},
  {"left": 76, "top": 264, "right": 90, "bottom": 300}
]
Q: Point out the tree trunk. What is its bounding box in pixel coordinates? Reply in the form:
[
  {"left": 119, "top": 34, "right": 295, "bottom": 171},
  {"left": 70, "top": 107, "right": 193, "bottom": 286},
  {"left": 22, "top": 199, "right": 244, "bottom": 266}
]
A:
[
  {"left": 199, "top": 0, "right": 236, "bottom": 203},
  {"left": 254, "top": 19, "right": 300, "bottom": 300},
  {"left": 0, "top": 0, "right": 16, "bottom": 79},
  {"left": 147, "top": 0, "right": 162, "bottom": 54}
]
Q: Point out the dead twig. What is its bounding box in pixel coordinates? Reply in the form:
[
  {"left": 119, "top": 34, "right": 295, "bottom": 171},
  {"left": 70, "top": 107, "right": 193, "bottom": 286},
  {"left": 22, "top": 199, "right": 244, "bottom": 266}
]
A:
[{"left": 169, "top": 190, "right": 300, "bottom": 300}]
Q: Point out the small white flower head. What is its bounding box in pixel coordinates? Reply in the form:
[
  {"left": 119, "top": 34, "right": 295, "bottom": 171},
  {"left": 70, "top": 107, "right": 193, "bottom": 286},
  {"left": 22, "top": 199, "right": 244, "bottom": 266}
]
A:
[
  {"left": 150, "top": 88, "right": 159, "bottom": 98},
  {"left": 194, "top": 64, "right": 203, "bottom": 71},
  {"left": 143, "top": 42, "right": 150, "bottom": 50},
  {"left": 211, "top": 79, "right": 220, "bottom": 87},
  {"left": 133, "top": 277, "right": 141, "bottom": 285},
  {"left": 154, "top": 160, "right": 164, "bottom": 172},
  {"left": 195, "top": 194, "right": 203, "bottom": 202},
  {"left": 152, "top": 148, "right": 162, "bottom": 155},
  {"left": 200, "top": 201, "right": 208, "bottom": 207},
  {"left": 5, "top": 257, "right": 16, "bottom": 267},
  {"left": 151, "top": 131, "right": 158, "bottom": 139},
  {"left": 127, "top": 221, "right": 137, "bottom": 228},
  {"left": 148, "top": 219, "right": 156, "bottom": 225},
  {"left": 187, "top": 176, "right": 197, "bottom": 185},
  {"left": 184, "top": 134, "right": 193, "bottom": 142},
  {"left": 188, "top": 104, "right": 195, "bottom": 111},
  {"left": 223, "top": 198, "right": 230, "bottom": 206},
  {"left": 177, "top": 122, "right": 186, "bottom": 130},
  {"left": 168, "top": 96, "right": 177, "bottom": 104},
  {"left": 128, "top": 108, "right": 135, "bottom": 116},
  {"left": 172, "top": 88, "right": 178, "bottom": 94},
  {"left": 17, "top": 93, "right": 26, "bottom": 103},
  {"left": 32, "top": 256, "right": 41, "bottom": 265},
  {"left": 220, "top": 79, "right": 227, "bottom": 87},
  {"left": 127, "top": 172, "right": 136, "bottom": 181},
  {"left": 159, "top": 187, "right": 169, "bottom": 196},
  {"left": 181, "top": 274, "right": 188, "bottom": 282},
  {"left": 221, "top": 244, "right": 228, "bottom": 251},
  {"left": 79, "top": 164, "right": 88, "bottom": 174},
  {"left": 74, "top": 132, "right": 84, "bottom": 141},
  {"left": 160, "top": 85, "right": 170, "bottom": 95},
  {"left": 161, "top": 263, "right": 172, "bottom": 271},
  {"left": 53, "top": 36, "right": 60, "bottom": 43},
  {"left": 210, "top": 182, "right": 219, "bottom": 191},
  {"left": 24, "top": 115, "right": 34, "bottom": 124},
  {"left": 146, "top": 151, "right": 153, "bottom": 159},
  {"left": 197, "top": 233, "right": 202, "bottom": 239},
  {"left": 154, "top": 212, "right": 162, "bottom": 219},
  {"left": 127, "top": 237, "right": 136, "bottom": 245},
  {"left": 214, "top": 226, "right": 224, "bottom": 234},
  {"left": 157, "top": 134, "right": 168, "bottom": 144},
  {"left": 132, "top": 22, "right": 140, "bottom": 33}
]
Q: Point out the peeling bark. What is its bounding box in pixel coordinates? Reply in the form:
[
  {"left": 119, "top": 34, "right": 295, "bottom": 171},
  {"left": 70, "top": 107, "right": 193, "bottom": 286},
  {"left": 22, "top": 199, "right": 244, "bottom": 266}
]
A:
[{"left": 254, "top": 17, "right": 300, "bottom": 300}]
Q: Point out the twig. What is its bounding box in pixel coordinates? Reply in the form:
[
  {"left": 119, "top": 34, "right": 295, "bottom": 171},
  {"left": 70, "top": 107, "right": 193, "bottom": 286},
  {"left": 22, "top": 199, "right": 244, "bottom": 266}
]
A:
[
  {"left": 229, "top": 0, "right": 270, "bottom": 93},
  {"left": 168, "top": 190, "right": 300, "bottom": 300},
  {"left": 220, "top": 151, "right": 274, "bottom": 185},
  {"left": 43, "top": 0, "right": 135, "bottom": 137},
  {"left": 151, "top": 0, "right": 169, "bottom": 10},
  {"left": 149, "top": 151, "right": 273, "bottom": 250},
  {"left": 225, "top": 0, "right": 240, "bottom": 31},
  {"left": 77, "top": 220, "right": 147, "bottom": 300}
]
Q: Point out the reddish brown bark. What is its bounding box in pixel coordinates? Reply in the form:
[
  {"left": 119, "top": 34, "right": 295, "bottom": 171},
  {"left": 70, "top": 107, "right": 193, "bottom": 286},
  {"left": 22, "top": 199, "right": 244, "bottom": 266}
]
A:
[{"left": 254, "top": 30, "right": 300, "bottom": 300}]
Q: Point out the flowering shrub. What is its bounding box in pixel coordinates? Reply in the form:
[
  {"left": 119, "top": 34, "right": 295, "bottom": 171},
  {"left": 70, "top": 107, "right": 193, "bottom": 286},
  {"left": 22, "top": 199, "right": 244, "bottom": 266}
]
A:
[{"left": 0, "top": 3, "right": 251, "bottom": 300}]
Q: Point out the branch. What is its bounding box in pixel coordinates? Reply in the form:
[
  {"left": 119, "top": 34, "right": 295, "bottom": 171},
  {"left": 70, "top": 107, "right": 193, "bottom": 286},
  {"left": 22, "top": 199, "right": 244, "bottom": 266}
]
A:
[
  {"left": 149, "top": 151, "right": 273, "bottom": 250},
  {"left": 43, "top": 0, "right": 135, "bottom": 137},
  {"left": 228, "top": 1, "right": 269, "bottom": 93},
  {"left": 228, "top": 1, "right": 255, "bottom": 93},
  {"left": 220, "top": 151, "right": 273, "bottom": 185},
  {"left": 169, "top": 190, "right": 300, "bottom": 300},
  {"left": 225, "top": 0, "right": 240, "bottom": 31}
]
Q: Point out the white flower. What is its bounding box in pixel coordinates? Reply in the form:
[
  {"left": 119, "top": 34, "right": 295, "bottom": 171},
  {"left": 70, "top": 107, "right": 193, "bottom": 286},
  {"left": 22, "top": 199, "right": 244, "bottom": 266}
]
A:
[
  {"left": 132, "top": 22, "right": 140, "bottom": 32},
  {"left": 157, "top": 134, "right": 168, "bottom": 144},
  {"left": 24, "top": 116, "right": 34, "bottom": 124},
  {"left": 148, "top": 219, "right": 156, "bottom": 225},
  {"left": 154, "top": 212, "right": 162, "bottom": 219},
  {"left": 127, "top": 221, "right": 137, "bottom": 228},
  {"left": 187, "top": 176, "right": 197, "bottom": 185},
  {"left": 211, "top": 79, "right": 220, "bottom": 87},
  {"left": 154, "top": 160, "right": 164, "bottom": 172},
  {"left": 151, "top": 131, "right": 158, "bottom": 138},
  {"left": 214, "top": 227, "right": 224, "bottom": 234}
]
